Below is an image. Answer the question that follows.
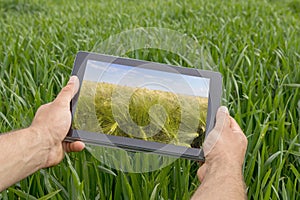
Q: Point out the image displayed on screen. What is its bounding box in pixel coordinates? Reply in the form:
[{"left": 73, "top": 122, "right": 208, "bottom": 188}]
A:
[{"left": 73, "top": 60, "right": 210, "bottom": 148}]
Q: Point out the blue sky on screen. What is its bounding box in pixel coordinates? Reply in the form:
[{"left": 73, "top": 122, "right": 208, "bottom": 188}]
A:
[{"left": 83, "top": 60, "right": 210, "bottom": 98}]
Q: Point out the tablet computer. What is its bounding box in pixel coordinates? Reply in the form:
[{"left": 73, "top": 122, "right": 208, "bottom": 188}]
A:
[{"left": 65, "top": 52, "right": 222, "bottom": 161}]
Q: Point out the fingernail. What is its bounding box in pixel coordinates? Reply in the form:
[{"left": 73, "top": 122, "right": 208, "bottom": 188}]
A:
[
  {"left": 68, "top": 76, "right": 77, "bottom": 84},
  {"left": 219, "top": 106, "right": 229, "bottom": 114}
]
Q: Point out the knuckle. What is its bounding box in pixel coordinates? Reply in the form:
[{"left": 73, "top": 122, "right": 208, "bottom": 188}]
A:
[
  {"left": 241, "top": 134, "right": 248, "bottom": 146},
  {"left": 38, "top": 103, "right": 50, "bottom": 111},
  {"left": 62, "top": 84, "right": 73, "bottom": 93},
  {"left": 39, "top": 104, "right": 47, "bottom": 110}
]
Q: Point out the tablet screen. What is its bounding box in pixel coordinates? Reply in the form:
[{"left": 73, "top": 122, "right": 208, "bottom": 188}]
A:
[{"left": 72, "top": 59, "right": 210, "bottom": 149}]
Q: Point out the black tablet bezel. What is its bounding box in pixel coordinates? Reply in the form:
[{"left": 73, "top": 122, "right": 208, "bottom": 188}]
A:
[{"left": 65, "top": 51, "right": 222, "bottom": 161}]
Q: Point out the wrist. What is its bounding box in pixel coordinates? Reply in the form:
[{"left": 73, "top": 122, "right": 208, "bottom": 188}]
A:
[
  {"left": 195, "top": 162, "right": 246, "bottom": 200},
  {"left": 205, "top": 155, "right": 244, "bottom": 179},
  {"left": 27, "top": 126, "right": 51, "bottom": 169},
  {"left": 29, "top": 123, "right": 66, "bottom": 168},
  {"left": 208, "top": 152, "right": 243, "bottom": 170}
]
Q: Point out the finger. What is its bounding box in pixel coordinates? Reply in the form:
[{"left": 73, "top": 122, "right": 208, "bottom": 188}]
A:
[
  {"left": 203, "top": 106, "right": 230, "bottom": 155},
  {"left": 197, "top": 163, "right": 207, "bottom": 182},
  {"left": 64, "top": 141, "right": 85, "bottom": 153},
  {"left": 54, "top": 76, "right": 80, "bottom": 106},
  {"left": 213, "top": 106, "right": 230, "bottom": 132}
]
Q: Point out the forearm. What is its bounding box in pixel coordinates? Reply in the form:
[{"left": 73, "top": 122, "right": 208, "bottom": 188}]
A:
[
  {"left": 0, "top": 128, "right": 48, "bottom": 191},
  {"left": 191, "top": 165, "right": 247, "bottom": 200}
]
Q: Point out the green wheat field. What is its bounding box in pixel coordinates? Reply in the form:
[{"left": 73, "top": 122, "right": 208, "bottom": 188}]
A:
[
  {"left": 74, "top": 80, "right": 208, "bottom": 148},
  {"left": 0, "top": 0, "right": 300, "bottom": 199}
]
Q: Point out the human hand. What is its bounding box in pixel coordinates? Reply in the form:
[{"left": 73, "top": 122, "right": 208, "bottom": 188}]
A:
[
  {"left": 30, "top": 76, "right": 85, "bottom": 168},
  {"left": 197, "top": 106, "right": 248, "bottom": 181}
]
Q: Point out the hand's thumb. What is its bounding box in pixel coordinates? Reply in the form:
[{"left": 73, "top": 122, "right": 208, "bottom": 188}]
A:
[
  {"left": 203, "top": 106, "right": 230, "bottom": 156},
  {"left": 54, "top": 76, "right": 80, "bottom": 106},
  {"left": 214, "top": 106, "right": 230, "bottom": 132}
]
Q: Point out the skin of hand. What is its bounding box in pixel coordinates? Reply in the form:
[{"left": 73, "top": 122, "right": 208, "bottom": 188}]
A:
[
  {"left": 0, "top": 76, "right": 85, "bottom": 191},
  {"left": 191, "top": 106, "right": 248, "bottom": 200},
  {"left": 30, "top": 76, "right": 85, "bottom": 167}
]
